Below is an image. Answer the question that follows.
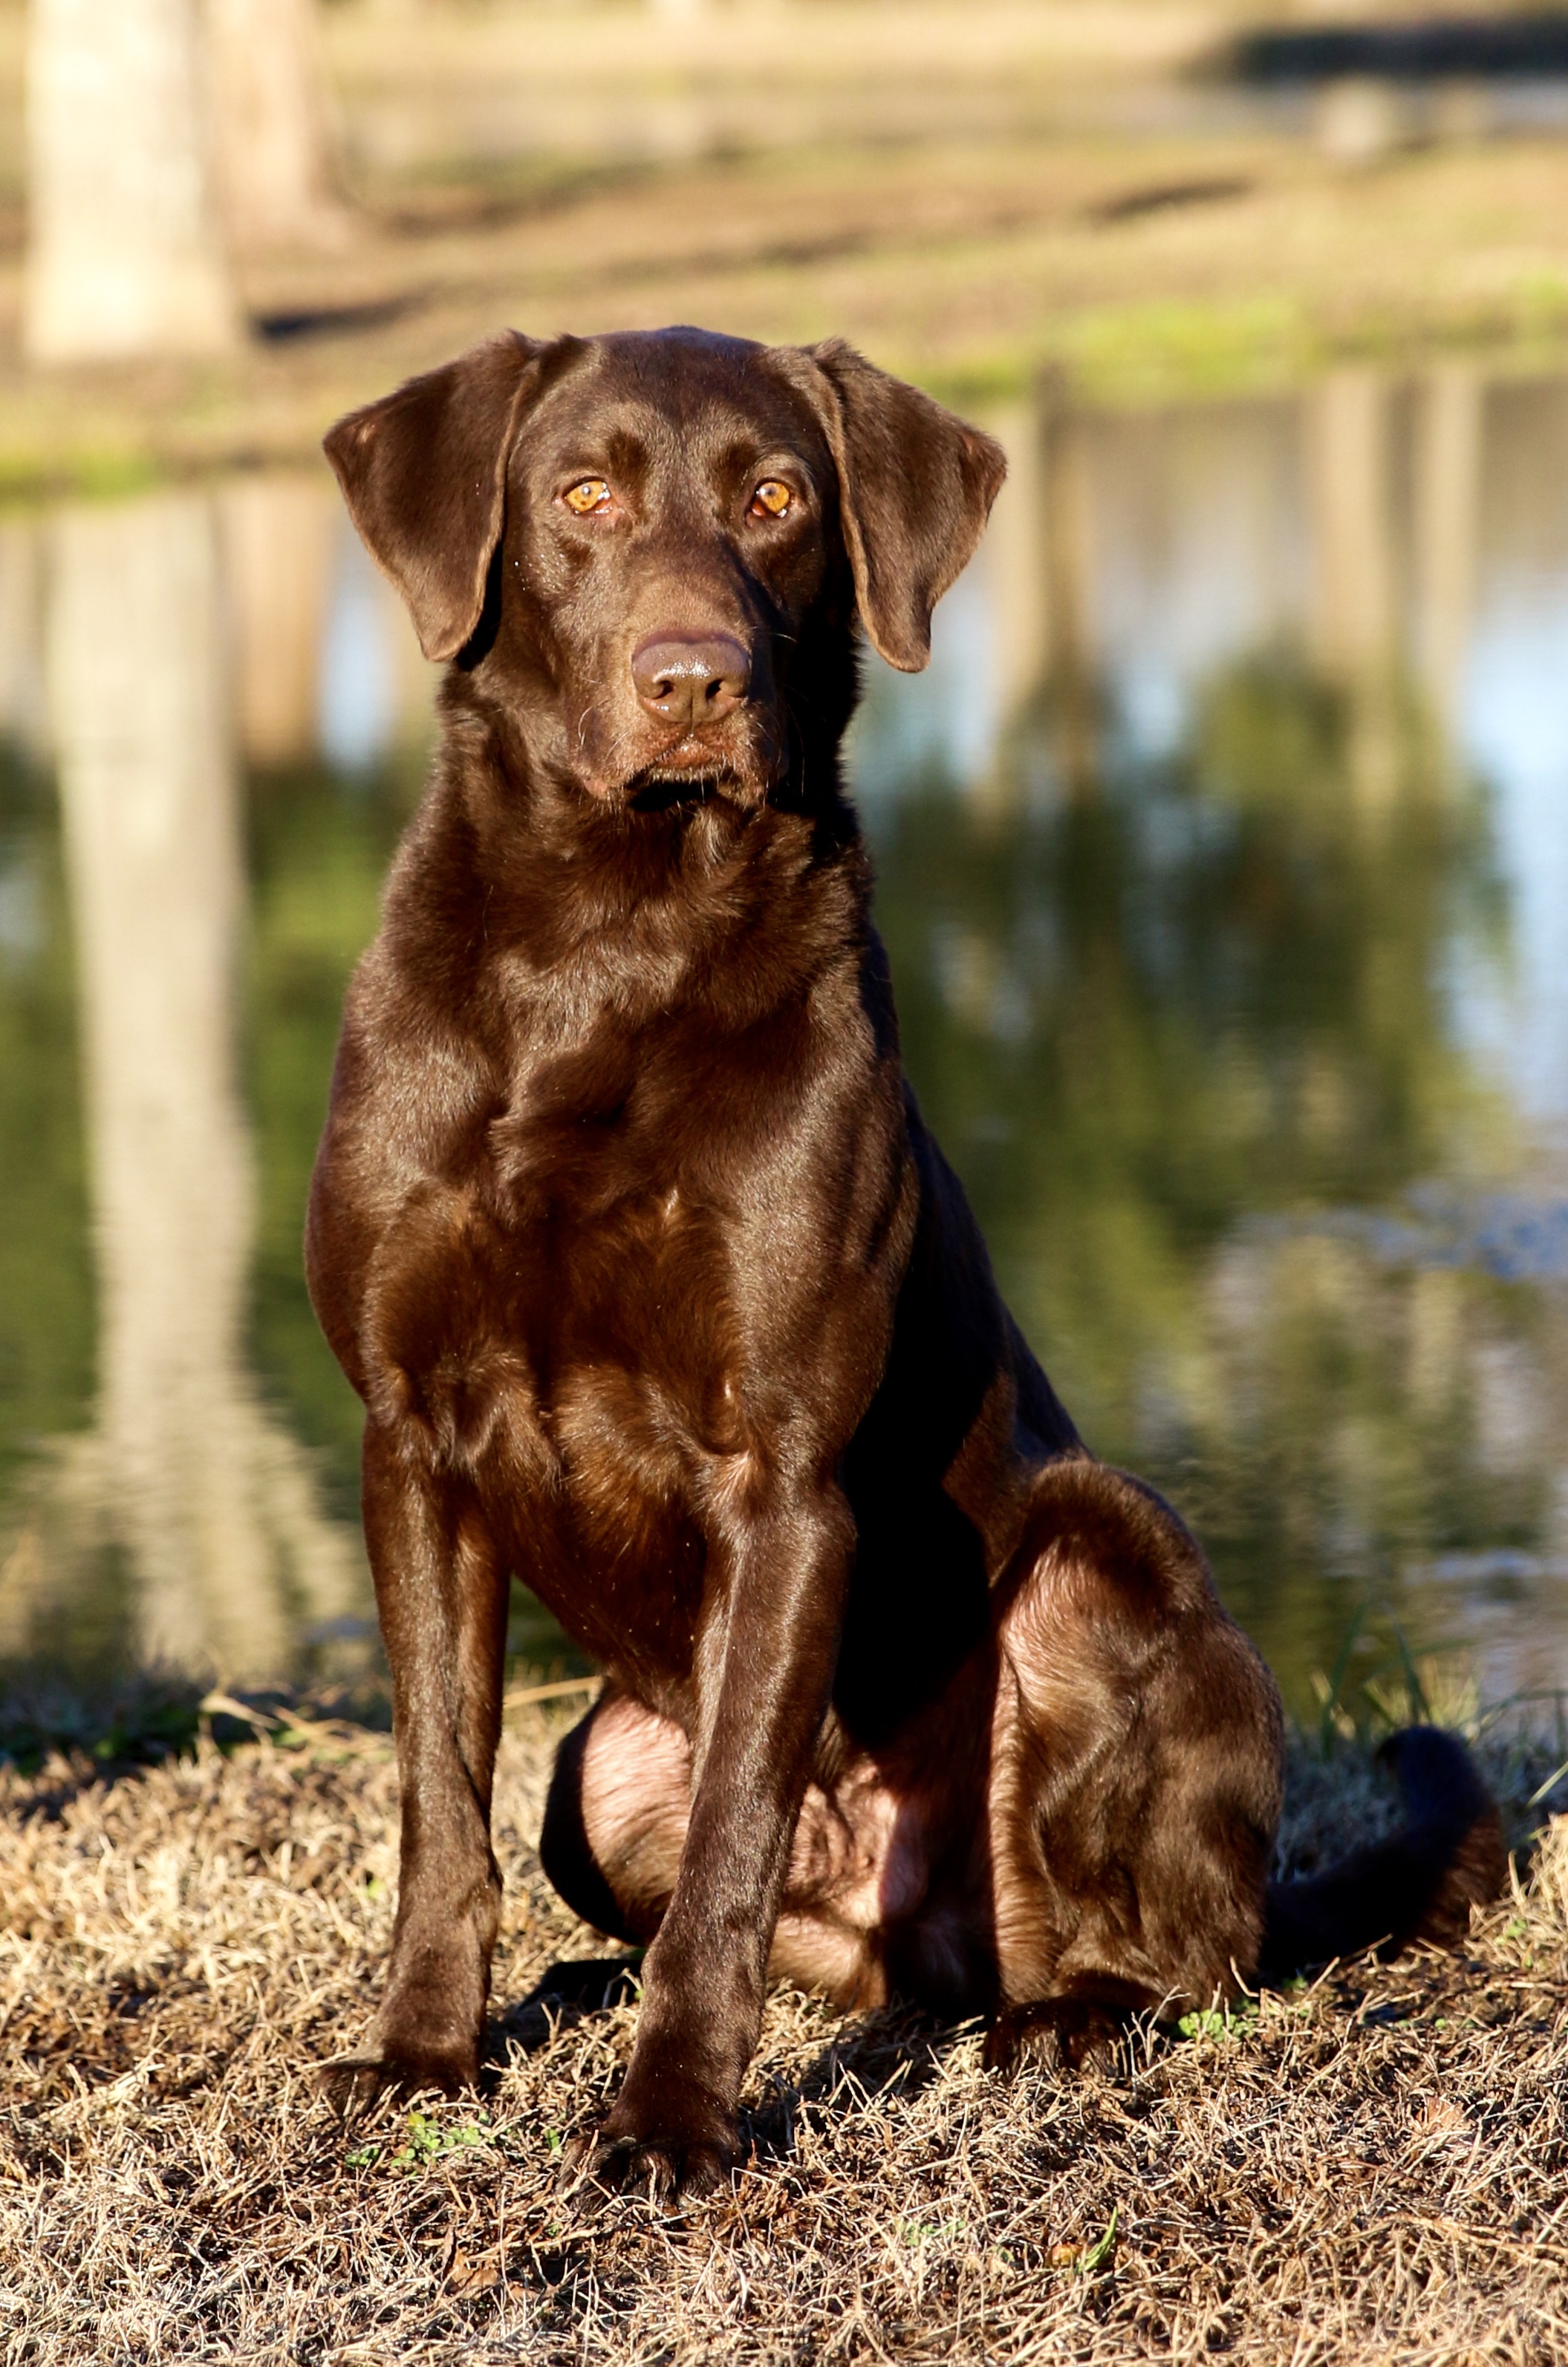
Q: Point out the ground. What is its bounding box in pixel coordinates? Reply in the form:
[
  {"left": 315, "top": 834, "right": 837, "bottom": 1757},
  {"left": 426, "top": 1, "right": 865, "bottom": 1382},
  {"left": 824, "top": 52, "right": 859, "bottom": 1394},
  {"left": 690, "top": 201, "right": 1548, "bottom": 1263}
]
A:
[
  {"left": 4, "top": 9, "right": 1568, "bottom": 2360},
  {"left": 4, "top": 1690, "right": 1567, "bottom": 2365},
  {"left": 1, "top": 1, "right": 1567, "bottom": 481}
]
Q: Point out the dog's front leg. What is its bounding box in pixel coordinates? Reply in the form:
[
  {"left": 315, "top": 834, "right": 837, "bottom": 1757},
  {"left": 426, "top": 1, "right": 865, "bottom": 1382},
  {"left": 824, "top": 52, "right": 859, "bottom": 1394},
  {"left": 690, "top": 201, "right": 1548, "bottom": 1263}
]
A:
[
  {"left": 585, "top": 1482, "right": 854, "bottom": 2201},
  {"left": 322, "top": 1420, "right": 509, "bottom": 2113}
]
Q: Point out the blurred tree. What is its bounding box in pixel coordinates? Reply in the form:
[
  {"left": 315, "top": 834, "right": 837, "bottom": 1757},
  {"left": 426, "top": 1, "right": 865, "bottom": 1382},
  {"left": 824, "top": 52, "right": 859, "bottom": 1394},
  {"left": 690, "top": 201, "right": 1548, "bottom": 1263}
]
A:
[
  {"left": 208, "top": 0, "right": 345, "bottom": 255},
  {"left": 25, "top": 0, "right": 241, "bottom": 362},
  {"left": 25, "top": 0, "right": 342, "bottom": 365}
]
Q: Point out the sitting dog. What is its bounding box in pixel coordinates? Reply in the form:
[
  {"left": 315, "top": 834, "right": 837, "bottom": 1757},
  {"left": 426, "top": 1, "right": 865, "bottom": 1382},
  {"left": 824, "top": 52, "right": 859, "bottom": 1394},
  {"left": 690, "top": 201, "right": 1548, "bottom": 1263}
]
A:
[{"left": 309, "top": 326, "right": 1505, "bottom": 2198}]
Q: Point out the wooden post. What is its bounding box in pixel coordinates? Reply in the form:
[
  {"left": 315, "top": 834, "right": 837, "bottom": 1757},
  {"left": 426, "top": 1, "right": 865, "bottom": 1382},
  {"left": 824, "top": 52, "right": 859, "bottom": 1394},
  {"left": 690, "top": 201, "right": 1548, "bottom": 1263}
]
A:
[{"left": 1412, "top": 363, "right": 1483, "bottom": 743}]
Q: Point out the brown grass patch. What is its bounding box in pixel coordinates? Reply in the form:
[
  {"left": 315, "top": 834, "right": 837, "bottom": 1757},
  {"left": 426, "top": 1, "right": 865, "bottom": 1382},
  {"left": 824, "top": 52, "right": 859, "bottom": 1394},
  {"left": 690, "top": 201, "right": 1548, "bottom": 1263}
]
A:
[{"left": 3, "top": 1699, "right": 1568, "bottom": 2363}]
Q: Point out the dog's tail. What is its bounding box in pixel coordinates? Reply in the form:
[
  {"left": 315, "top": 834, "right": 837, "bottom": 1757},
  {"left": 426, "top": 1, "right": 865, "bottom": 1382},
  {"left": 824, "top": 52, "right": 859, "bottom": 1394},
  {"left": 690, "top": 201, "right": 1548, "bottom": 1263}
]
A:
[{"left": 1258, "top": 1725, "right": 1507, "bottom": 1982}]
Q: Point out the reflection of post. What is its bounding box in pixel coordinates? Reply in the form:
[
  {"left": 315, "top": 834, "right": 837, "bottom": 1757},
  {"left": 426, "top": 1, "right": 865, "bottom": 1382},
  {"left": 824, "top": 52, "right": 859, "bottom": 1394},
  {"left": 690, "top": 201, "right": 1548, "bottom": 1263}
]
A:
[
  {"left": 1412, "top": 363, "right": 1482, "bottom": 740},
  {"left": 0, "top": 520, "right": 47, "bottom": 761},
  {"left": 1305, "top": 367, "right": 1398, "bottom": 809},
  {"left": 319, "top": 510, "right": 435, "bottom": 772},
  {"left": 1040, "top": 376, "right": 1098, "bottom": 797},
  {"left": 48, "top": 491, "right": 361, "bottom": 1680},
  {"left": 1307, "top": 367, "right": 1395, "bottom": 674},
  {"left": 220, "top": 472, "right": 336, "bottom": 767},
  {"left": 963, "top": 403, "right": 1050, "bottom": 817}
]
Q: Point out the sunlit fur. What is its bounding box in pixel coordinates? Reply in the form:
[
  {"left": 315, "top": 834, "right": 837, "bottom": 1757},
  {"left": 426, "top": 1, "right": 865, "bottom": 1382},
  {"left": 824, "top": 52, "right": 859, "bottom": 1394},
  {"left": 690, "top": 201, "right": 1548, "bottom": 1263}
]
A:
[{"left": 310, "top": 328, "right": 1505, "bottom": 2198}]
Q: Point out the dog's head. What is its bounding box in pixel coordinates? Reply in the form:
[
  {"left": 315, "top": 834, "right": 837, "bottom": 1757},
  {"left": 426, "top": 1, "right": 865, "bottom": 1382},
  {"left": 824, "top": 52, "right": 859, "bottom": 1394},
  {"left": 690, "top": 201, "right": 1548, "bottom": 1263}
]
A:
[{"left": 324, "top": 327, "right": 1004, "bottom": 806}]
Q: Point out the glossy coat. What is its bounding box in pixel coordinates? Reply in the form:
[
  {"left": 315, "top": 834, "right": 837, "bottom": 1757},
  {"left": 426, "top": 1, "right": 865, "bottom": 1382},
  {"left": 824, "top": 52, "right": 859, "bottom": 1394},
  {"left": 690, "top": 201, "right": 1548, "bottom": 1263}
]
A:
[{"left": 309, "top": 328, "right": 1503, "bottom": 2199}]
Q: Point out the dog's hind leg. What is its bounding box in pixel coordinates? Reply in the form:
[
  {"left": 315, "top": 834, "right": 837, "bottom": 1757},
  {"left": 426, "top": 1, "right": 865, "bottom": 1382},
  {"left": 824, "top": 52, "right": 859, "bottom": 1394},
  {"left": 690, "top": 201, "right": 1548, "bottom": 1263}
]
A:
[
  {"left": 541, "top": 1692, "right": 907, "bottom": 2012},
  {"left": 983, "top": 1459, "right": 1284, "bottom": 2068},
  {"left": 539, "top": 1692, "right": 692, "bottom": 1945}
]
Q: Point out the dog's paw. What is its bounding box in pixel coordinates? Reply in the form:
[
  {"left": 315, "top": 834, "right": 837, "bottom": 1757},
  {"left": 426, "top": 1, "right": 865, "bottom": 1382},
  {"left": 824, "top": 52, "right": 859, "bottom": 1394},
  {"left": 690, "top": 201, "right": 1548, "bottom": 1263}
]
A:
[
  {"left": 317, "top": 2034, "right": 476, "bottom": 2121},
  {"left": 565, "top": 2085, "right": 738, "bottom": 2207},
  {"left": 567, "top": 2127, "right": 733, "bottom": 2206},
  {"left": 983, "top": 1999, "right": 1122, "bottom": 2079}
]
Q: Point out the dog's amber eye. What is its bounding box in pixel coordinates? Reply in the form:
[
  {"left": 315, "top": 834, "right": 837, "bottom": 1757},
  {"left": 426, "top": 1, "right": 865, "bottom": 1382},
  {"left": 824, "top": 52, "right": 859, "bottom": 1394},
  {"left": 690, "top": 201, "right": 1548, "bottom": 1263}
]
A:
[
  {"left": 751, "top": 480, "right": 793, "bottom": 518},
  {"left": 563, "top": 478, "right": 611, "bottom": 515}
]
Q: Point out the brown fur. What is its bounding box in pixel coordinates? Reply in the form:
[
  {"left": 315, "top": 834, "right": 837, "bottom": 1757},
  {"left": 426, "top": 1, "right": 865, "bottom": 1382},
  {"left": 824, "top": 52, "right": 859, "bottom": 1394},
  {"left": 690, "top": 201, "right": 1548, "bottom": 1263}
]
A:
[{"left": 308, "top": 326, "right": 1503, "bottom": 2199}]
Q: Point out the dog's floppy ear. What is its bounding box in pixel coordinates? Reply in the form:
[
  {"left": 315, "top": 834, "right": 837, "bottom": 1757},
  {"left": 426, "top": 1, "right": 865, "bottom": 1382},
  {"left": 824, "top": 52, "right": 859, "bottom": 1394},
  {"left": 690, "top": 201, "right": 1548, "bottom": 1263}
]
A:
[
  {"left": 794, "top": 339, "right": 1006, "bottom": 672},
  {"left": 322, "top": 331, "right": 553, "bottom": 662}
]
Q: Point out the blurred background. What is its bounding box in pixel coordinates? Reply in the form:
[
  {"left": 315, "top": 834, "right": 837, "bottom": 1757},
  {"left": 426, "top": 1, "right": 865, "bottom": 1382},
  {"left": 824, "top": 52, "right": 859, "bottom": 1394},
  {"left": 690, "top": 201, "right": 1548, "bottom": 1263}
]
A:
[{"left": 1, "top": 0, "right": 1567, "bottom": 1728}]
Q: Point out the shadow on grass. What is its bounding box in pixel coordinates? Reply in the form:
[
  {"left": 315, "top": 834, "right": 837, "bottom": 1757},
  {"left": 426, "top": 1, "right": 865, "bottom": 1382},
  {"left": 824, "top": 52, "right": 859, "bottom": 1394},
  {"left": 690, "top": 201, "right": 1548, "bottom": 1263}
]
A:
[
  {"left": 490, "top": 1956, "right": 645, "bottom": 2069},
  {"left": 486, "top": 1953, "right": 970, "bottom": 2161},
  {"left": 0, "top": 1664, "right": 394, "bottom": 1791},
  {"left": 744, "top": 2005, "right": 972, "bottom": 2164}
]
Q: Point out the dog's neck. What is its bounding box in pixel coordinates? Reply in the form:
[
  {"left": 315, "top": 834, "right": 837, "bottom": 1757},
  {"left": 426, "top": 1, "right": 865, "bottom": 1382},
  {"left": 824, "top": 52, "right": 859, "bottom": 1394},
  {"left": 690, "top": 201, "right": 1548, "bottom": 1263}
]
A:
[{"left": 397, "top": 681, "right": 874, "bottom": 1038}]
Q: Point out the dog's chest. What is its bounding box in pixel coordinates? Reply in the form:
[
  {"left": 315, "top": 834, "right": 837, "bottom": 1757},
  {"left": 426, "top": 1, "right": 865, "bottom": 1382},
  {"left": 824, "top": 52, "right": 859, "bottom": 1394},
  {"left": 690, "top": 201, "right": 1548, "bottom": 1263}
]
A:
[{"left": 369, "top": 1034, "right": 755, "bottom": 1503}]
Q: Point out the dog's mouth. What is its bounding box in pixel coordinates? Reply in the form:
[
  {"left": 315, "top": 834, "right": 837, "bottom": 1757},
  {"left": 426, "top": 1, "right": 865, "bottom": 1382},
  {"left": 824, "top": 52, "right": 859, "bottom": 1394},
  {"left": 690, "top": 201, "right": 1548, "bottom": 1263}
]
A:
[
  {"left": 627, "top": 758, "right": 757, "bottom": 810},
  {"left": 594, "top": 716, "right": 784, "bottom": 808},
  {"left": 645, "top": 733, "right": 736, "bottom": 779}
]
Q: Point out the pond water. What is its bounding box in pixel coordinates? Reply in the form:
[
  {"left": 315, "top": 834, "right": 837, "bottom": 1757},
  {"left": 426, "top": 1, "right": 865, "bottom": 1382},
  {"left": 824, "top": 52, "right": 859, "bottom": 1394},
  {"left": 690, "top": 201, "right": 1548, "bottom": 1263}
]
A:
[{"left": 1, "top": 359, "right": 1567, "bottom": 1719}]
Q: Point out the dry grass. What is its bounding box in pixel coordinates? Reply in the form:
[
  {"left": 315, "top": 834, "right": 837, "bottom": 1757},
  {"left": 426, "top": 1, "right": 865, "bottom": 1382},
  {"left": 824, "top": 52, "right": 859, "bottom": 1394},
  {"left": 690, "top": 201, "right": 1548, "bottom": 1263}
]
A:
[{"left": 2, "top": 1697, "right": 1568, "bottom": 2365}]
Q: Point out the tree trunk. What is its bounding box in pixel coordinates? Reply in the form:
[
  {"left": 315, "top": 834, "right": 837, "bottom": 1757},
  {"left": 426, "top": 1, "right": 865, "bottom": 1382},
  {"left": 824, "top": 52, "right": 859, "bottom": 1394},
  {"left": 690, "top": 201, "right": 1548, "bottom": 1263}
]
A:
[
  {"left": 25, "top": 0, "right": 241, "bottom": 363},
  {"left": 206, "top": 0, "right": 346, "bottom": 255}
]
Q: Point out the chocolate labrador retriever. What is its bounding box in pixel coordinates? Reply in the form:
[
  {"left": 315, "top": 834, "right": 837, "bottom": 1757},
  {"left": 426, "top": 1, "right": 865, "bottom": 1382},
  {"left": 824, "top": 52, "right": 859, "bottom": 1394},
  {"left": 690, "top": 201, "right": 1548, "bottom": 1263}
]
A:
[{"left": 309, "top": 327, "right": 1504, "bottom": 2198}]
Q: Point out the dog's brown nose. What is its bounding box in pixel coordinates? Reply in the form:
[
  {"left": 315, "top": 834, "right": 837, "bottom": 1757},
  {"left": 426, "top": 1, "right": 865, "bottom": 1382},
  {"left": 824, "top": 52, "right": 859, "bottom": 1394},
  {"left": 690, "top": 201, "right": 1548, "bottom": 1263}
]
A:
[{"left": 631, "top": 634, "right": 751, "bottom": 728}]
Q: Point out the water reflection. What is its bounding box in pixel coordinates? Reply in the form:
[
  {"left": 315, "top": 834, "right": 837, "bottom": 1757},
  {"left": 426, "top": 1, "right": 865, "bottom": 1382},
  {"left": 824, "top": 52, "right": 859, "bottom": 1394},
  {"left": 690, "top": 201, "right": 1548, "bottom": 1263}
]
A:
[
  {"left": 221, "top": 473, "right": 336, "bottom": 769},
  {"left": 0, "top": 363, "right": 1564, "bottom": 1705},
  {"left": 856, "top": 362, "right": 1568, "bottom": 1702},
  {"left": 0, "top": 493, "right": 370, "bottom": 1682}
]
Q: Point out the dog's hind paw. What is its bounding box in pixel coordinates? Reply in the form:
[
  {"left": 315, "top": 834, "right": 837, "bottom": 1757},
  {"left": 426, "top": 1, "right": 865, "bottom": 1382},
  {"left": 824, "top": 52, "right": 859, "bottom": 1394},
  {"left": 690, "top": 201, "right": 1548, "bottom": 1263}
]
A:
[
  {"left": 986, "top": 1971, "right": 1163, "bottom": 2077},
  {"left": 984, "top": 1996, "right": 1128, "bottom": 2078},
  {"left": 318, "top": 2054, "right": 392, "bottom": 2121}
]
